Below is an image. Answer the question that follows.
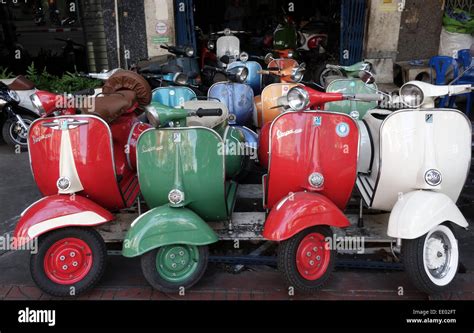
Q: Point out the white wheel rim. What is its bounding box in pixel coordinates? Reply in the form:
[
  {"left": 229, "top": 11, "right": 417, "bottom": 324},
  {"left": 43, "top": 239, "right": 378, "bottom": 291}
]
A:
[{"left": 423, "top": 225, "right": 458, "bottom": 287}]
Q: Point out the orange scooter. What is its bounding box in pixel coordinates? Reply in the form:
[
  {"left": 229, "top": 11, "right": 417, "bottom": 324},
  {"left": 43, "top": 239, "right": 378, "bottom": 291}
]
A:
[{"left": 254, "top": 55, "right": 305, "bottom": 127}]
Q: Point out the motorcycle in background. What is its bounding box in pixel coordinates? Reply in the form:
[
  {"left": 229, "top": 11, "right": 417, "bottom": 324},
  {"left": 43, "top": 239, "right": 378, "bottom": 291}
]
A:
[{"left": 0, "top": 81, "right": 39, "bottom": 149}]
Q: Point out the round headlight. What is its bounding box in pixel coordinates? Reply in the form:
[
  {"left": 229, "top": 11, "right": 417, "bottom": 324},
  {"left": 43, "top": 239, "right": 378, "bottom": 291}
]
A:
[
  {"left": 287, "top": 86, "right": 309, "bottom": 111},
  {"left": 173, "top": 73, "right": 188, "bottom": 85},
  {"left": 207, "top": 41, "right": 215, "bottom": 50},
  {"left": 30, "top": 93, "right": 46, "bottom": 115},
  {"left": 239, "top": 52, "right": 249, "bottom": 62},
  {"left": 400, "top": 83, "right": 424, "bottom": 108},
  {"left": 168, "top": 189, "right": 185, "bottom": 205},
  {"left": 309, "top": 172, "right": 324, "bottom": 188},
  {"left": 288, "top": 50, "right": 294, "bottom": 58},
  {"left": 224, "top": 28, "right": 231, "bottom": 36},
  {"left": 425, "top": 169, "right": 442, "bottom": 187},
  {"left": 145, "top": 105, "right": 160, "bottom": 128},
  {"left": 185, "top": 46, "right": 195, "bottom": 57},
  {"left": 291, "top": 66, "right": 305, "bottom": 82},
  {"left": 8, "top": 90, "right": 20, "bottom": 103},
  {"left": 236, "top": 66, "right": 249, "bottom": 83}
]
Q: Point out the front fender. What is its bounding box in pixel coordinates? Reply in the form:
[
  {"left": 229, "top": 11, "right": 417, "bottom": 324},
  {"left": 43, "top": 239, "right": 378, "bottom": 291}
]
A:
[
  {"left": 13, "top": 195, "right": 114, "bottom": 248},
  {"left": 122, "top": 205, "right": 218, "bottom": 258},
  {"left": 263, "top": 192, "right": 350, "bottom": 241},
  {"left": 388, "top": 191, "right": 469, "bottom": 240}
]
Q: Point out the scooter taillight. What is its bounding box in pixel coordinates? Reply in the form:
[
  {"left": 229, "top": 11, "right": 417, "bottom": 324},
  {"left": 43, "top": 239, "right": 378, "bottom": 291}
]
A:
[{"left": 308, "top": 36, "right": 325, "bottom": 50}]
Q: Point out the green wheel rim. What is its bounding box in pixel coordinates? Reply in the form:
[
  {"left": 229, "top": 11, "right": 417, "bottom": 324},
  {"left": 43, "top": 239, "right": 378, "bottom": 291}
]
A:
[{"left": 155, "top": 245, "right": 200, "bottom": 283}]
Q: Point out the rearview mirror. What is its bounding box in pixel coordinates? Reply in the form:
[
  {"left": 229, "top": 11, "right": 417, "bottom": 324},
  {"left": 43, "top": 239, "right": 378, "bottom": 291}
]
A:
[
  {"left": 264, "top": 53, "right": 274, "bottom": 64},
  {"left": 359, "top": 70, "right": 375, "bottom": 85}
]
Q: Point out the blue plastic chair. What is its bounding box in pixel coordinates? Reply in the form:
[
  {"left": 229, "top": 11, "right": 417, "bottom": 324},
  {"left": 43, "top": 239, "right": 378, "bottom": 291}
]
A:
[
  {"left": 455, "top": 49, "right": 474, "bottom": 116},
  {"left": 429, "top": 56, "right": 459, "bottom": 108}
]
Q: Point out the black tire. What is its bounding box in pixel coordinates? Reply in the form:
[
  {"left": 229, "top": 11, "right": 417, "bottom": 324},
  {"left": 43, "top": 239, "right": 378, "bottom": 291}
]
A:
[
  {"left": 402, "top": 224, "right": 459, "bottom": 295},
  {"left": 278, "top": 226, "right": 335, "bottom": 293},
  {"left": 30, "top": 227, "right": 107, "bottom": 297},
  {"left": 2, "top": 115, "right": 35, "bottom": 150},
  {"left": 141, "top": 245, "right": 209, "bottom": 293}
]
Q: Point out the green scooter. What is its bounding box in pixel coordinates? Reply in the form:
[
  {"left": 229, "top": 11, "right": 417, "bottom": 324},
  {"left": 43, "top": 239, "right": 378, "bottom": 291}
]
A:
[
  {"left": 316, "top": 61, "right": 373, "bottom": 89},
  {"left": 122, "top": 102, "right": 246, "bottom": 291}
]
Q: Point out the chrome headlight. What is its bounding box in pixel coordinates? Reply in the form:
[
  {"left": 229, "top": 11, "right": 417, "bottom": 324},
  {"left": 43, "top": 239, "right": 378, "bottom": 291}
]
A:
[
  {"left": 224, "top": 28, "right": 231, "bottom": 36},
  {"left": 287, "top": 86, "right": 309, "bottom": 111},
  {"left": 239, "top": 52, "right": 249, "bottom": 62},
  {"left": 173, "top": 73, "right": 188, "bottom": 86},
  {"left": 8, "top": 90, "right": 20, "bottom": 103},
  {"left": 309, "top": 172, "right": 324, "bottom": 188},
  {"left": 291, "top": 64, "right": 306, "bottom": 83},
  {"left": 30, "top": 93, "right": 46, "bottom": 115},
  {"left": 185, "top": 46, "right": 195, "bottom": 57},
  {"left": 145, "top": 105, "right": 160, "bottom": 128},
  {"left": 207, "top": 41, "right": 215, "bottom": 50},
  {"left": 168, "top": 189, "right": 185, "bottom": 205},
  {"left": 400, "top": 83, "right": 424, "bottom": 108},
  {"left": 235, "top": 66, "right": 249, "bottom": 83},
  {"left": 425, "top": 169, "right": 442, "bottom": 186}
]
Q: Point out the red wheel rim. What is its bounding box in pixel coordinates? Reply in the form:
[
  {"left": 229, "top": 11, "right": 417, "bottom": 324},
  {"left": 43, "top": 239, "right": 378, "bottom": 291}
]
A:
[
  {"left": 43, "top": 238, "right": 93, "bottom": 285},
  {"left": 296, "top": 232, "right": 330, "bottom": 281}
]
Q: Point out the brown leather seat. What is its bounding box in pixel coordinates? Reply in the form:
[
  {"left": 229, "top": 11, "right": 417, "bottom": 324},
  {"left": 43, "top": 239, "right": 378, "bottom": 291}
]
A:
[
  {"left": 8, "top": 75, "right": 36, "bottom": 91},
  {"left": 80, "top": 90, "right": 137, "bottom": 123},
  {"left": 102, "top": 70, "right": 152, "bottom": 106}
]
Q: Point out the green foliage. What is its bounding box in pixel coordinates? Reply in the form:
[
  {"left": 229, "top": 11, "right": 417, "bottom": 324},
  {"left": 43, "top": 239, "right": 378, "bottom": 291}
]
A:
[
  {"left": 0, "top": 67, "right": 14, "bottom": 79},
  {"left": 25, "top": 63, "right": 101, "bottom": 93}
]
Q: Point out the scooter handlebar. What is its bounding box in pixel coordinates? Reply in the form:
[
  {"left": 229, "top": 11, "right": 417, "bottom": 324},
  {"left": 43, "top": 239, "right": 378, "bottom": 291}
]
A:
[
  {"left": 347, "top": 93, "right": 383, "bottom": 102},
  {"left": 194, "top": 108, "right": 223, "bottom": 117},
  {"left": 71, "top": 88, "right": 95, "bottom": 96}
]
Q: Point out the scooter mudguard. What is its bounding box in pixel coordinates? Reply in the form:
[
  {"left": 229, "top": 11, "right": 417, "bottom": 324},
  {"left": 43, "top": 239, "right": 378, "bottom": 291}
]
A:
[
  {"left": 325, "top": 79, "right": 378, "bottom": 119},
  {"left": 151, "top": 86, "right": 197, "bottom": 107},
  {"left": 208, "top": 82, "right": 255, "bottom": 125},
  {"left": 387, "top": 191, "right": 468, "bottom": 240},
  {"left": 263, "top": 192, "right": 350, "bottom": 241},
  {"left": 228, "top": 61, "right": 263, "bottom": 95},
  {"left": 122, "top": 205, "right": 218, "bottom": 258},
  {"left": 13, "top": 195, "right": 114, "bottom": 248}
]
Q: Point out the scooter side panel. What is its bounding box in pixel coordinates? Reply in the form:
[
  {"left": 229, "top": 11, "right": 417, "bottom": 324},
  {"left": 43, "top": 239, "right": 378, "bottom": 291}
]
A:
[
  {"left": 151, "top": 87, "right": 197, "bottom": 108},
  {"left": 372, "top": 109, "right": 471, "bottom": 211},
  {"left": 28, "top": 116, "right": 126, "bottom": 211},
  {"left": 208, "top": 82, "right": 254, "bottom": 125},
  {"left": 137, "top": 128, "right": 229, "bottom": 221},
  {"left": 266, "top": 111, "right": 359, "bottom": 211},
  {"left": 325, "top": 79, "right": 378, "bottom": 119},
  {"left": 228, "top": 61, "right": 263, "bottom": 95}
]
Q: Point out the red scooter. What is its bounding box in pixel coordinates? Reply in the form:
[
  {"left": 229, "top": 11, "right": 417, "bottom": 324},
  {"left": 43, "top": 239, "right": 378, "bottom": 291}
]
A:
[
  {"left": 13, "top": 71, "right": 152, "bottom": 296},
  {"left": 258, "top": 85, "right": 381, "bottom": 167}
]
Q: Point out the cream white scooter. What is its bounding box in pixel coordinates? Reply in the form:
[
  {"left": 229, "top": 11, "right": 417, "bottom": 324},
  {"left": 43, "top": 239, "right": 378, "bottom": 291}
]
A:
[{"left": 356, "top": 76, "right": 472, "bottom": 294}]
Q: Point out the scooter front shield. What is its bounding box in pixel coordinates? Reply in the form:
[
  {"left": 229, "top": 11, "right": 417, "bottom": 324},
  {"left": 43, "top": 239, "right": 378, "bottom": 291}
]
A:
[
  {"left": 325, "top": 79, "right": 378, "bottom": 119},
  {"left": 28, "top": 116, "right": 127, "bottom": 211},
  {"left": 208, "top": 82, "right": 255, "bottom": 125},
  {"left": 265, "top": 111, "right": 359, "bottom": 211},
  {"left": 151, "top": 86, "right": 197, "bottom": 108},
  {"left": 137, "top": 127, "right": 230, "bottom": 221}
]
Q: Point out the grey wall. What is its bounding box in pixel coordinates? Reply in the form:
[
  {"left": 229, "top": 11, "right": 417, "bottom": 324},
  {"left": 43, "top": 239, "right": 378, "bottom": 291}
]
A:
[{"left": 102, "top": 0, "right": 149, "bottom": 69}]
